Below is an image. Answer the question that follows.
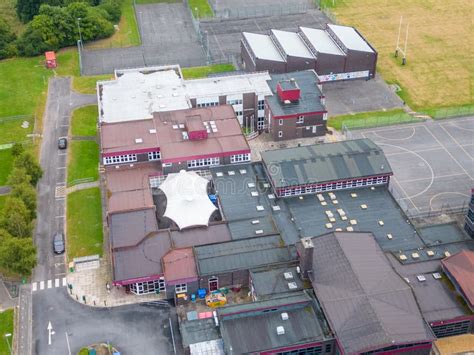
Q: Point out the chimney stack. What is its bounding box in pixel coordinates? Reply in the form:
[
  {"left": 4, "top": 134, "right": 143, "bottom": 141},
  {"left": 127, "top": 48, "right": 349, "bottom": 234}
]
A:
[{"left": 297, "top": 237, "right": 314, "bottom": 280}]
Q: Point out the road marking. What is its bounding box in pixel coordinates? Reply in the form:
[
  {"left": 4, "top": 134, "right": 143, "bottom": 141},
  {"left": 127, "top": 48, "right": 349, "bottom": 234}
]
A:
[
  {"left": 62, "top": 277, "right": 67, "bottom": 287},
  {"left": 55, "top": 215, "right": 65, "bottom": 219},
  {"left": 55, "top": 186, "right": 66, "bottom": 198},
  {"left": 55, "top": 279, "right": 59, "bottom": 287},
  {"left": 57, "top": 167, "right": 66, "bottom": 170},
  {"left": 40, "top": 281, "right": 45, "bottom": 290},
  {"left": 47, "top": 280, "right": 52, "bottom": 289},
  {"left": 58, "top": 152, "right": 67, "bottom": 156},
  {"left": 32, "top": 282, "right": 37, "bottom": 292}
]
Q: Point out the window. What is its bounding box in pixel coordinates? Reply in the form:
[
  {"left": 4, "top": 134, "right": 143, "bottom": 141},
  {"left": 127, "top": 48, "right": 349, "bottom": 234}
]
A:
[
  {"left": 279, "top": 119, "right": 283, "bottom": 126},
  {"left": 257, "top": 116, "right": 265, "bottom": 130},
  {"left": 278, "top": 131, "right": 283, "bottom": 138},
  {"left": 175, "top": 284, "right": 187, "bottom": 293},
  {"left": 148, "top": 151, "right": 160, "bottom": 161},
  {"left": 197, "top": 101, "right": 218, "bottom": 108},
  {"left": 130, "top": 278, "right": 166, "bottom": 295},
  {"left": 258, "top": 100, "right": 265, "bottom": 110},
  {"left": 188, "top": 157, "right": 220, "bottom": 168},
  {"left": 230, "top": 153, "right": 251, "bottom": 163},
  {"left": 103, "top": 154, "right": 137, "bottom": 165},
  {"left": 296, "top": 115, "right": 304, "bottom": 124},
  {"left": 227, "top": 99, "right": 243, "bottom": 105},
  {"left": 235, "top": 111, "right": 243, "bottom": 117}
]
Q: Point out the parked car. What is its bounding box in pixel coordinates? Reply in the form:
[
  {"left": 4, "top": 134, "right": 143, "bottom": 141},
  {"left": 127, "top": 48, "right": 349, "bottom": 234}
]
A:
[
  {"left": 53, "top": 232, "right": 65, "bottom": 254},
  {"left": 58, "top": 137, "right": 67, "bottom": 149}
]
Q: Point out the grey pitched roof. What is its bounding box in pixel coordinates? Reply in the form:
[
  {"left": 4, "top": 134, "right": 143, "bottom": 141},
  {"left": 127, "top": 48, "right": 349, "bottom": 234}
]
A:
[
  {"left": 180, "top": 318, "right": 221, "bottom": 348},
  {"left": 250, "top": 265, "right": 304, "bottom": 299},
  {"left": 109, "top": 208, "right": 158, "bottom": 249},
  {"left": 194, "top": 235, "right": 294, "bottom": 276},
  {"left": 261, "top": 139, "right": 392, "bottom": 188},
  {"left": 308, "top": 232, "right": 434, "bottom": 354},
  {"left": 266, "top": 71, "right": 326, "bottom": 117},
  {"left": 218, "top": 292, "right": 327, "bottom": 353}
]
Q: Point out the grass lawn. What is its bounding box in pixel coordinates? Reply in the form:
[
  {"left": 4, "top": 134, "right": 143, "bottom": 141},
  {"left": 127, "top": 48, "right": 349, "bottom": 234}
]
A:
[
  {"left": 0, "top": 116, "right": 34, "bottom": 145},
  {"left": 182, "top": 63, "right": 235, "bottom": 79},
  {"left": 85, "top": 0, "right": 140, "bottom": 49},
  {"left": 188, "top": 0, "right": 214, "bottom": 18},
  {"left": 67, "top": 141, "right": 99, "bottom": 186},
  {"left": 323, "top": 0, "right": 473, "bottom": 111},
  {"left": 72, "top": 74, "right": 112, "bottom": 94},
  {"left": 0, "top": 149, "right": 13, "bottom": 186},
  {"left": 135, "top": 0, "right": 179, "bottom": 3},
  {"left": 0, "top": 309, "right": 14, "bottom": 355},
  {"left": 71, "top": 106, "right": 98, "bottom": 137},
  {"left": 67, "top": 188, "right": 103, "bottom": 260},
  {"left": 0, "top": 194, "right": 7, "bottom": 213},
  {"left": 328, "top": 109, "right": 418, "bottom": 130}
]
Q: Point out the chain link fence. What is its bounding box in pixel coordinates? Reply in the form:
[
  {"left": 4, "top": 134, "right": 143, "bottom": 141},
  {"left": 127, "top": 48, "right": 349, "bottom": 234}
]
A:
[
  {"left": 421, "top": 106, "right": 474, "bottom": 120},
  {"left": 341, "top": 112, "right": 422, "bottom": 134}
]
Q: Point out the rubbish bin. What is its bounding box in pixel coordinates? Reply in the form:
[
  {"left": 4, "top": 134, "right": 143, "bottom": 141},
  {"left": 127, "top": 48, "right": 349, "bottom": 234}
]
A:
[{"left": 68, "top": 262, "right": 74, "bottom": 273}]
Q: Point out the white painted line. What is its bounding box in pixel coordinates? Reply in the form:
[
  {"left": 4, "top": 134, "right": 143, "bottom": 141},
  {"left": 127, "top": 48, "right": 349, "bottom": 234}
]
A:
[
  {"left": 55, "top": 197, "right": 65, "bottom": 201},
  {"left": 62, "top": 278, "right": 67, "bottom": 287},
  {"left": 55, "top": 279, "right": 59, "bottom": 288},
  {"left": 57, "top": 167, "right": 66, "bottom": 170},
  {"left": 40, "top": 281, "right": 45, "bottom": 290},
  {"left": 55, "top": 216, "right": 65, "bottom": 219},
  {"left": 32, "top": 282, "right": 37, "bottom": 292},
  {"left": 47, "top": 280, "right": 52, "bottom": 289},
  {"left": 58, "top": 152, "right": 67, "bottom": 156}
]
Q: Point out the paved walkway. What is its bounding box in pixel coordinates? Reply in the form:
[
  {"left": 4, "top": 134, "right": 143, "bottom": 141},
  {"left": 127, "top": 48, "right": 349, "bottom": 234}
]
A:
[
  {"left": 66, "top": 180, "right": 100, "bottom": 194},
  {"left": 0, "top": 185, "right": 11, "bottom": 195},
  {"left": 66, "top": 259, "right": 164, "bottom": 308}
]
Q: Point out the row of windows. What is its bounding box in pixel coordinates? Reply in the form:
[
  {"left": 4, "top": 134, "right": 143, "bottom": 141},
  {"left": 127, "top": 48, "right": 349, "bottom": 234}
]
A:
[
  {"left": 148, "top": 151, "right": 160, "bottom": 161},
  {"left": 197, "top": 101, "right": 218, "bottom": 108},
  {"left": 188, "top": 157, "right": 220, "bottom": 168},
  {"left": 258, "top": 100, "right": 265, "bottom": 110},
  {"left": 130, "top": 278, "right": 165, "bottom": 295},
  {"left": 175, "top": 283, "right": 187, "bottom": 293},
  {"left": 431, "top": 320, "right": 471, "bottom": 338},
  {"left": 230, "top": 153, "right": 251, "bottom": 164},
  {"left": 103, "top": 154, "right": 137, "bottom": 165},
  {"left": 278, "top": 115, "right": 305, "bottom": 126},
  {"left": 361, "top": 341, "right": 431, "bottom": 354},
  {"left": 235, "top": 110, "right": 243, "bottom": 117},
  {"left": 227, "top": 99, "right": 243, "bottom": 105},
  {"left": 279, "top": 176, "right": 389, "bottom": 197},
  {"left": 278, "top": 345, "right": 324, "bottom": 355}
]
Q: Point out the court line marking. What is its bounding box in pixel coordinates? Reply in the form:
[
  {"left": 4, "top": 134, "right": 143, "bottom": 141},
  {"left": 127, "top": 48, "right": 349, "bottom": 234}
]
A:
[
  {"left": 429, "top": 191, "right": 471, "bottom": 210},
  {"left": 363, "top": 124, "right": 425, "bottom": 134},
  {"left": 423, "top": 125, "right": 474, "bottom": 180},
  {"left": 391, "top": 176, "right": 419, "bottom": 211},
  {"left": 385, "top": 146, "right": 444, "bottom": 157},
  {"left": 397, "top": 173, "right": 466, "bottom": 184},
  {"left": 439, "top": 123, "right": 474, "bottom": 160},
  {"left": 370, "top": 126, "right": 417, "bottom": 141}
]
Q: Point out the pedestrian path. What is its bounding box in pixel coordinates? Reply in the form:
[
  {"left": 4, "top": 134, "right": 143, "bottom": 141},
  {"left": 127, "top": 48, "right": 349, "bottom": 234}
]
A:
[{"left": 32, "top": 277, "right": 67, "bottom": 292}]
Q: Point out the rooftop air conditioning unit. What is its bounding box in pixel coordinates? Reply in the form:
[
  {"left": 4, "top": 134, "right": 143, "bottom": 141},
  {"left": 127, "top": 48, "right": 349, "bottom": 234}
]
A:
[
  {"left": 281, "top": 313, "right": 289, "bottom": 321},
  {"left": 432, "top": 273, "right": 442, "bottom": 280},
  {"left": 135, "top": 138, "right": 143, "bottom": 144},
  {"left": 149, "top": 129, "right": 157, "bottom": 134},
  {"left": 416, "top": 275, "right": 426, "bottom": 282},
  {"left": 276, "top": 326, "right": 285, "bottom": 335},
  {"left": 288, "top": 282, "right": 298, "bottom": 290},
  {"left": 283, "top": 272, "right": 293, "bottom": 280}
]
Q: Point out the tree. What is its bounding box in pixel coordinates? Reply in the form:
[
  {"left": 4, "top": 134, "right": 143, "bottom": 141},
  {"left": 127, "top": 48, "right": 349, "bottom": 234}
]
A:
[
  {"left": 16, "top": 26, "right": 50, "bottom": 56},
  {"left": 11, "top": 183, "right": 37, "bottom": 220},
  {"left": 0, "top": 197, "right": 32, "bottom": 238},
  {"left": 0, "top": 18, "right": 17, "bottom": 59},
  {"left": 11, "top": 143, "right": 25, "bottom": 157},
  {"left": 0, "top": 236, "right": 37, "bottom": 276},
  {"left": 14, "top": 152, "right": 43, "bottom": 187},
  {"left": 16, "top": 0, "right": 42, "bottom": 23},
  {"left": 7, "top": 167, "right": 31, "bottom": 186}
]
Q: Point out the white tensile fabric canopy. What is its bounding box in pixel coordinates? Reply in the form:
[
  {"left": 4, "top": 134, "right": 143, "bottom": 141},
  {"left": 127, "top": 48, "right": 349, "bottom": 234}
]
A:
[{"left": 159, "top": 170, "right": 216, "bottom": 230}]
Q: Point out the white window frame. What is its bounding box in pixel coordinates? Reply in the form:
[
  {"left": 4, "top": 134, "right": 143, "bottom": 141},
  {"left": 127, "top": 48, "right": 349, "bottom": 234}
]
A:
[
  {"left": 230, "top": 153, "right": 251, "bottom": 164},
  {"left": 103, "top": 154, "right": 137, "bottom": 165},
  {"left": 187, "top": 157, "right": 220, "bottom": 168},
  {"left": 257, "top": 100, "right": 265, "bottom": 110},
  {"left": 148, "top": 151, "right": 161, "bottom": 161},
  {"left": 175, "top": 283, "right": 187, "bottom": 293},
  {"left": 257, "top": 116, "right": 265, "bottom": 130},
  {"left": 130, "top": 278, "right": 166, "bottom": 295},
  {"left": 296, "top": 115, "right": 304, "bottom": 124},
  {"left": 279, "top": 119, "right": 283, "bottom": 126},
  {"left": 278, "top": 131, "right": 283, "bottom": 138}
]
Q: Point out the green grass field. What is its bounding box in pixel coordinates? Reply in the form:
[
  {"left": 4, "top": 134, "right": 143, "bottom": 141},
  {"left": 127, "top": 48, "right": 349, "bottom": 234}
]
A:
[
  {"left": 188, "top": 0, "right": 214, "bottom": 18},
  {"left": 135, "top": 0, "right": 179, "bottom": 3},
  {"left": 0, "top": 116, "right": 34, "bottom": 145},
  {"left": 66, "top": 188, "right": 103, "bottom": 260},
  {"left": 0, "top": 309, "right": 14, "bottom": 355},
  {"left": 328, "top": 109, "right": 419, "bottom": 130},
  {"left": 182, "top": 63, "right": 235, "bottom": 79},
  {"left": 71, "top": 106, "right": 98, "bottom": 137},
  {"left": 0, "top": 149, "right": 13, "bottom": 186},
  {"left": 0, "top": 194, "right": 7, "bottom": 213},
  {"left": 67, "top": 141, "right": 99, "bottom": 186},
  {"left": 72, "top": 74, "right": 112, "bottom": 94},
  {"left": 85, "top": 0, "right": 140, "bottom": 49}
]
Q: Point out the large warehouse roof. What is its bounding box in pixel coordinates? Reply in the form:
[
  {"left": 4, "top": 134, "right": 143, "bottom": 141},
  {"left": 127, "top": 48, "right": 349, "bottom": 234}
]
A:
[
  {"left": 327, "top": 24, "right": 374, "bottom": 53},
  {"left": 261, "top": 139, "right": 392, "bottom": 188},
  {"left": 307, "top": 232, "right": 434, "bottom": 354},
  {"left": 271, "top": 29, "right": 314, "bottom": 59},
  {"left": 299, "top": 27, "right": 345, "bottom": 56},
  {"left": 242, "top": 32, "right": 285, "bottom": 62}
]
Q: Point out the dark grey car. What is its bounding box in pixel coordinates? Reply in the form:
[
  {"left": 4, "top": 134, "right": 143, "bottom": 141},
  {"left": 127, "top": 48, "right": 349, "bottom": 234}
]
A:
[
  {"left": 53, "top": 232, "right": 65, "bottom": 254},
  {"left": 58, "top": 137, "right": 67, "bottom": 149}
]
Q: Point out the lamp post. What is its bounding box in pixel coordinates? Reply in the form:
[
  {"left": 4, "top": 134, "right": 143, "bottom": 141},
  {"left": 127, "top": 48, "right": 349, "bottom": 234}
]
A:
[
  {"left": 76, "top": 18, "right": 83, "bottom": 48},
  {"left": 4, "top": 333, "right": 12, "bottom": 355}
]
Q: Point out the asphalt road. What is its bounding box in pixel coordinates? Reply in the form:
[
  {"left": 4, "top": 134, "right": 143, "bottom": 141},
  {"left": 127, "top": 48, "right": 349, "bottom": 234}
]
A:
[
  {"left": 32, "top": 288, "right": 177, "bottom": 354},
  {"left": 34, "top": 77, "right": 96, "bottom": 283}
]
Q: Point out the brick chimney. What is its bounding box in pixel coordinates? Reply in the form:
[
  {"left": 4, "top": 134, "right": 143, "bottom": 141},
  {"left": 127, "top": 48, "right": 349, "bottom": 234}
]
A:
[
  {"left": 297, "top": 237, "right": 314, "bottom": 280},
  {"left": 276, "top": 79, "right": 300, "bottom": 102}
]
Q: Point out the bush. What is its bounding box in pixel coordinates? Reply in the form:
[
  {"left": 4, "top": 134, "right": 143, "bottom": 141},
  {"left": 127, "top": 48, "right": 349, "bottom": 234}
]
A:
[
  {"left": 0, "top": 197, "right": 32, "bottom": 238},
  {"left": 0, "top": 234, "right": 37, "bottom": 276},
  {"left": 98, "top": 0, "right": 121, "bottom": 23}
]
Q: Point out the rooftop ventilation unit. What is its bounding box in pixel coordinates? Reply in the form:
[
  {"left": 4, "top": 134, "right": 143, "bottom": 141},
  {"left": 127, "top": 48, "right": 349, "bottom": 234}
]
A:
[
  {"left": 251, "top": 220, "right": 260, "bottom": 225},
  {"left": 283, "top": 100, "right": 291, "bottom": 105},
  {"left": 287, "top": 282, "right": 297, "bottom": 290},
  {"left": 444, "top": 251, "right": 451, "bottom": 257},
  {"left": 412, "top": 253, "right": 420, "bottom": 259},
  {"left": 255, "top": 230, "right": 264, "bottom": 235},
  {"left": 281, "top": 313, "right": 289, "bottom": 321},
  {"left": 387, "top": 234, "right": 393, "bottom": 240},
  {"left": 296, "top": 266, "right": 300, "bottom": 274},
  {"left": 283, "top": 272, "right": 293, "bottom": 280},
  {"left": 256, "top": 205, "right": 264, "bottom": 211},
  {"left": 416, "top": 275, "right": 426, "bottom": 282},
  {"left": 149, "top": 129, "right": 157, "bottom": 134},
  {"left": 399, "top": 254, "right": 407, "bottom": 261},
  {"left": 427, "top": 250, "right": 435, "bottom": 257},
  {"left": 276, "top": 326, "right": 285, "bottom": 335},
  {"left": 172, "top": 125, "right": 179, "bottom": 129},
  {"left": 432, "top": 273, "right": 442, "bottom": 280},
  {"left": 182, "top": 131, "right": 189, "bottom": 140},
  {"left": 179, "top": 124, "right": 185, "bottom": 129},
  {"left": 135, "top": 138, "right": 143, "bottom": 144}
]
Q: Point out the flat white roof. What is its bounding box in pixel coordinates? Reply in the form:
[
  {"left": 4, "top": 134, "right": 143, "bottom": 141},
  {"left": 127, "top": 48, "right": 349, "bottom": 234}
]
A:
[
  {"left": 98, "top": 66, "right": 190, "bottom": 123},
  {"left": 98, "top": 65, "right": 273, "bottom": 123},
  {"left": 299, "top": 27, "right": 345, "bottom": 56},
  {"left": 186, "top": 71, "right": 272, "bottom": 100},
  {"left": 327, "top": 24, "right": 374, "bottom": 53},
  {"left": 242, "top": 32, "right": 285, "bottom": 62},
  {"left": 271, "top": 29, "right": 314, "bottom": 59}
]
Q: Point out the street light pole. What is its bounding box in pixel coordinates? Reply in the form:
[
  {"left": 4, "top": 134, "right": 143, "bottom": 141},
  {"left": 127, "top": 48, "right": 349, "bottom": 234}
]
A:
[
  {"left": 4, "top": 333, "right": 12, "bottom": 355},
  {"left": 76, "top": 18, "right": 83, "bottom": 48}
]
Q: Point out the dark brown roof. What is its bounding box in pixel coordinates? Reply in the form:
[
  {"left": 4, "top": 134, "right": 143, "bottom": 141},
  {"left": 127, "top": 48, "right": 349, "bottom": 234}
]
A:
[
  {"left": 107, "top": 189, "right": 155, "bottom": 215},
  {"left": 109, "top": 208, "right": 158, "bottom": 249},
  {"left": 170, "top": 223, "right": 232, "bottom": 248},
  {"left": 162, "top": 248, "right": 197, "bottom": 284},
  {"left": 105, "top": 163, "right": 161, "bottom": 193},
  {"left": 441, "top": 250, "right": 474, "bottom": 309}
]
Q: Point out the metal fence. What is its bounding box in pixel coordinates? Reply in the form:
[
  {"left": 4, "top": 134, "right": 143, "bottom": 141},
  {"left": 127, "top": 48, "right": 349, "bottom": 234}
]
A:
[
  {"left": 341, "top": 113, "right": 422, "bottom": 136},
  {"left": 210, "top": 1, "right": 314, "bottom": 20},
  {"left": 421, "top": 106, "right": 474, "bottom": 120}
]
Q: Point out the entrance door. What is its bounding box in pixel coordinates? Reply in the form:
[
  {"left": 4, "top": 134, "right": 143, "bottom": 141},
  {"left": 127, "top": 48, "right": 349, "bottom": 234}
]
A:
[
  {"left": 208, "top": 277, "right": 218, "bottom": 292},
  {"left": 312, "top": 125, "right": 317, "bottom": 134}
]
